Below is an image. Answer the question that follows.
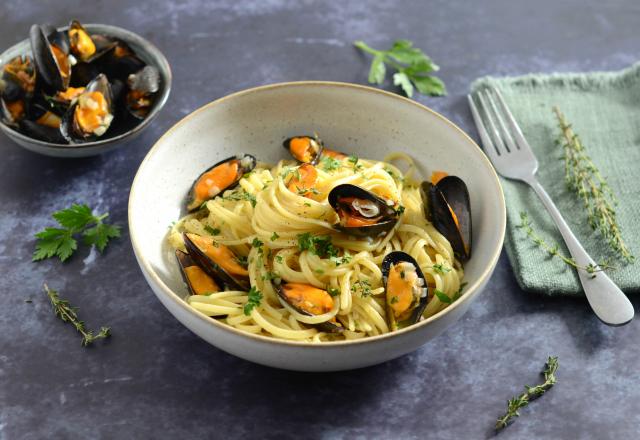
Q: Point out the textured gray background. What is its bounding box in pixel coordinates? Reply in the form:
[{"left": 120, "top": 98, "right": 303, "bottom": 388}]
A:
[{"left": 1, "top": 1, "right": 639, "bottom": 439}]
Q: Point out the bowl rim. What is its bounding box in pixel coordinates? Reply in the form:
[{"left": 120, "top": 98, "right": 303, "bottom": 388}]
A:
[
  {"left": 0, "top": 23, "right": 172, "bottom": 150},
  {"left": 128, "top": 80, "right": 506, "bottom": 348}
]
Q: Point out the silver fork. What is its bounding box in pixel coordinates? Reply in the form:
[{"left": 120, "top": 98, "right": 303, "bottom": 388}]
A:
[{"left": 468, "top": 86, "right": 633, "bottom": 326}]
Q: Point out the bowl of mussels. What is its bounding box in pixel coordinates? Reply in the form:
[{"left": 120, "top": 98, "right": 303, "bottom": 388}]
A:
[{"left": 0, "top": 20, "right": 171, "bottom": 157}]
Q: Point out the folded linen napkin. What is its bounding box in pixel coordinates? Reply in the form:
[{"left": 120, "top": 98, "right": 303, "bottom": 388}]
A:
[{"left": 471, "top": 63, "right": 640, "bottom": 296}]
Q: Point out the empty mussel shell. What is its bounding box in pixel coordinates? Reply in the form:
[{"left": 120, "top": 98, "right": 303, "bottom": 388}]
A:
[
  {"left": 276, "top": 282, "right": 343, "bottom": 333},
  {"left": 60, "top": 73, "right": 114, "bottom": 143},
  {"left": 421, "top": 176, "right": 472, "bottom": 261},
  {"left": 283, "top": 135, "right": 323, "bottom": 164},
  {"left": 186, "top": 154, "right": 257, "bottom": 212},
  {"left": 382, "top": 251, "right": 430, "bottom": 331},
  {"left": 183, "top": 233, "right": 250, "bottom": 291},
  {"left": 328, "top": 184, "right": 398, "bottom": 237},
  {"left": 175, "top": 249, "right": 221, "bottom": 296}
]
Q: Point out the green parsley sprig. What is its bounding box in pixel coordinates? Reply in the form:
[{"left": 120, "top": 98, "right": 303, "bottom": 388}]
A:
[
  {"left": 495, "top": 356, "right": 559, "bottom": 431},
  {"left": 354, "top": 39, "right": 446, "bottom": 98},
  {"left": 243, "top": 287, "right": 263, "bottom": 316},
  {"left": 33, "top": 204, "right": 121, "bottom": 262},
  {"left": 44, "top": 284, "right": 111, "bottom": 346}
]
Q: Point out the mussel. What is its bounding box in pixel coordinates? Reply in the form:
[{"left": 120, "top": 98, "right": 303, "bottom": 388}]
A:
[
  {"left": 328, "top": 184, "right": 399, "bottom": 237},
  {"left": 283, "top": 135, "right": 323, "bottom": 164},
  {"left": 18, "top": 101, "right": 66, "bottom": 143},
  {"left": 276, "top": 282, "right": 343, "bottom": 333},
  {"left": 285, "top": 163, "right": 318, "bottom": 198},
  {"left": 382, "top": 251, "right": 429, "bottom": 331},
  {"left": 0, "top": 55, "right": 36, "bottom": 126},
  {"left": 60, "top": 73, "right": 114, "bottom": 143},
  {"left": 30, "top": 24, "right": 71, "bottom": 92},
  {"left": 186, "top": 154, "right": 256, "bottom": 211},
  {"left": 68, "top": 20, "right": 115, "bottom": 63},
  {"left": 183, "top": 233, "right": 250, "bottom": 291},
  {"left": 126, "top": 65, "right": 160, "bottom": 119},
  {"left": 175, "top": 249, "right": 221, "bottom": 296},
  {"left": 421, "top": 174, "right": 472, "bottom": 261}
]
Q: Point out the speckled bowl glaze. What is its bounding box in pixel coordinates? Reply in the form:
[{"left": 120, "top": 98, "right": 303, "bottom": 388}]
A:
[
  {"left": 129, "top": 82, "right": 506, "bottom": 372},
  {"left": 0, "top": 24, "right": 171, "bottom": 158}
]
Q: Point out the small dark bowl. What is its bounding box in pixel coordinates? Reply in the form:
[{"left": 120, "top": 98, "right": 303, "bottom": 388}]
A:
[{"left": 0, "top": 23, "right": 171, "bottom": 157}]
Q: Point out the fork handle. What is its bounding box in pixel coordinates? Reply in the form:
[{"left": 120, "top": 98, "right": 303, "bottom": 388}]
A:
[{"left": 525, "top": 177, "right": 633, "bottom": 325}]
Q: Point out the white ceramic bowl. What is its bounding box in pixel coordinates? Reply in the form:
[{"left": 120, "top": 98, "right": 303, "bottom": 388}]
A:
[
  {"left": 0, "top": 24, "right": 171, "bottom": 158},
  {"left": 129, "top": 82, "right": 505, "bottom": 372}
]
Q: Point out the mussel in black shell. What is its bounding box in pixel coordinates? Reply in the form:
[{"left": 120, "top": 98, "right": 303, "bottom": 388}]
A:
[
  {"left": 186, "top": 154, "right": 256, "bottom": 211},
  {"left": 30, "top": 24, "right": 71, "bottom": 92},
  {"left": 183, "top": 233, "right": 250, "bottom": 291},
  {"left": 175, "top": 249, "right": 221, "bottom": 296},
  {"left": 382, "top": 251, "right": 430, "bottom": 331},
  {"left": 60, "top": 73, "right": 113, "bottom": 143},
  {"left": 68, "top": 20, "right": 116, "bottom": 63},
  {"left": 328, "top": 184, "right": 399, "bottom": 237},
  {"left": 283, "top": 135, "right": 323, "bottom": 164},
  {"left": 126, "top": 65, "right": 160, "bottom": 119},
  {"left": 0, "top": 55, "right": 37, "bottom": 126},
  {"left": 276, "top": 282, "right": 343, "bottom": 333},
  {"left": 421, "top": 175, "right": 472, "bottom": 261}
]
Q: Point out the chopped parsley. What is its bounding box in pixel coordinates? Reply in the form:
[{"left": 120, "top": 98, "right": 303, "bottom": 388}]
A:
[
  {"left": 452, "top": 282, "right": 468, "bottom": 301},
  {"left": 271, "top": 232, "right": 280, "bottom": 241},
  {"left": 261, "top": 271, "right": 280, "bottom": 281},
  {"left": 395, "top": 205, "right": 406, "bottom": 215},
  {"left": 251, "top": 237, "right": 264, "bottom": 255},
  {"left": 296, "top": 233, "right": 339, "bottom": 258},
  {"left": 390, "top": 295, "right": 399, "bottom": 304},
  {"left": 320, "top": 156, "right": 341, "bottom": 172},
  {"left": 223, "top": 190, "right": 257, "bottom": 208},
  {"left": 275, "top": 255, "right": 284, "bottom": 264},
  {"left": 243, "top": 287, "right": 263, "bottom": 316},
  {"left": 432, "top": 263, "right": 451, "bottom": 275},
  {"left": 434, "top": 289, "right": 452, "bottom": 304},
  {"left": 204, "top": 225, "right": 220, "bottom": 236},
  {"left": 303, "top": 202, "right": 311, "bottom": 207},
  {"left": 348, "top": 155, "right": 363, "bottom": 172},
  {"left": 327, "top": 287, "right": 340, "bottom": 297},
  {"left": 236, "top": 255, "right": 248, "bottom": 265},
  {"left": 351, "top": 280, "right": 372, "bottom": 297},
  {"left": 384, "top": 168, "right": 397, "bottom": 179},
  {"left": 314, "top": 268, "right": 325, "bottom": 275},
  {"left": 330, "top": 250, "right": 352, "bottom": 267}
]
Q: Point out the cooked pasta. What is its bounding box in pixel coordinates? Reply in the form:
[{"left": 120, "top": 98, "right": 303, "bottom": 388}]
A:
[{"left": 168, "top": 148, "right": 465, "bottom": 342}]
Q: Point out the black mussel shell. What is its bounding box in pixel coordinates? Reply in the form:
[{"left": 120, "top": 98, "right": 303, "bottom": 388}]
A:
[
  {"left": 276, "top": 283, "right": 343, "bottom": 334},
  {"left": 421, "top": 176, "right": 472, "bottom": 262},
  {"left": 20, "top": 119, "right": 66, "bottom": 143},
  {"left": 126, "top": 66, "right": 160, "bottom": 119},
  {"left": 68, "top": 20, "right": 116, "bottom": 63},
  {"left": 101, "top": 40, "right": 146, "bottom": 81},
  {"left": 60, "top": 73, "right": 114, "bottom": 143},
  {"left": 30, "top": 24, "right": 71, "bottom": 92},
  {"left": 70, "top": 61, "right": 100, "bottom": 87},
  {"left": 183, "top": 233, "right": 250, "bottom": 291},
  {"left": 328, "top": 184, "right": 398, "bottom": 237},
  {"left": 381, "top": 251, "right": 429, "bottom": 331},
  {"left": 186, "top": 154, "right": 257, "bottom": 212},
  {"left": 175, "top": 249, "right": 220, "bottom": 296},
  {"left": 283, "top": 135, "right": 323, "bottom": 164},
  {"left": 0, "top": 78, "right": 24, "bottom": 102},
  {"left": 1, "top": 55, "right": 36, "bottom": 97},
  {"left": 0, "top": 97, "right": 26, "bottom": 126}
]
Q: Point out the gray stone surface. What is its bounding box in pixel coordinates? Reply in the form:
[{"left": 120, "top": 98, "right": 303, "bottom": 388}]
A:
[{"left": 1, "top": 1, "right": 639, "bottom": 439}]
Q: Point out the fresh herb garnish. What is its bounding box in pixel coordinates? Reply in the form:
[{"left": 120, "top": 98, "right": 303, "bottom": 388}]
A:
[
  {"left": 432, "top": 263, "right": 451, "bottom": 275},
  {"left": 304, "top": 202, "right": 312, "bottom": 207},
  {"left": 327, "top": 287, "right": 340, "bottom": 297},
  {"left": 452, "top": 282, "right": 467, "bottom": 301},
  {"left": 314, "top": 268, "right": 325, "bottom": 275},
  {"left": 395, "top": 205, "right": 405, "bottom": 215},
  {"left": 348, "top": 155, "right": 363, "bottom": 172},
  {"left": 351, "top": 280, "right": 372, "bottom": 297},
  {"left": 275, "top": 255, "right": 284, "bottom": 264},
  {"left": 261, "top": 271, "right": 280, "bottom": 281},
  {"left": 271, "top": 232, "right": 280, "bottom": 241},
  {"left": 553, "top": 107, "right": 633, "bottom": 262},
  {"left": 223, "top": 190, "right": 257, "bottom": 208},
  {"left": 320, "top": 156, "right": 342, "bottom": 172},
  {"left": 330, "top": 250, "right": 352, "bottom": 267},
  {"left": 518, "top": 212, "right": 613, "bottom": 277},
  {"left": 297, "top": 233, "right": 339, "bottom": 258},
  {"left": 243, "top": 287, "right": 263, "bottom": 316},
  {"left": 390, "top": 295, "right": 399, "bottom": 304},
  {"left": 33, "top": 204, "right": 120, "bottom": 262},
  {"left": 236, "top": 255, "right": 248, "bottom": 265},
  {"left": 204, "top": 225, "right": 220, "bottom": 236},
  {"left": 251, "top": 237, "right": 264, "bottom": 255},
  {"left": 495, "top": 356, "right": 559, "bottom": 431},
  {"left": 44, "top": 284, "right": 111, "bottom": 346},
  {"left": 354, "top": 39, "right": 446, "bottom": 98}
]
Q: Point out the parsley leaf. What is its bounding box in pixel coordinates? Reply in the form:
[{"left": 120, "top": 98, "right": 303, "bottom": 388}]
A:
[
  {"left": 243, "top": 287, "right": 263, "bottom": 316},
  {"left": 271, "top": 232, "right": 280, "bottom": 241},
  {"left": 351, "top": 280, "right": 372, "bottom": 297},
  {"left": 434, "top": 289, "right": 452, "bottom": 304},
  {"left": 354, "top": 39, "right": 446, "bottom": 98},
  {"left": 204, "top": 225, "right": 220, "bottom": 236},
  {"left": 33, "top": 204, "right": 120, "bottom": 262},
  {"left": 296, "top": 233, "right": 340, "bottom": 259},
  {"left": 327, "top": 287, "right": 340, "bottom": 297},
  {"left": 432, "top": 263, "right": 451, "bottom": 275},
  {"left": 223, "top": 190, "right": 257, "bottom": 208},
  {"left": 320, "top": 156, "right": 341, "bottom": 172}
]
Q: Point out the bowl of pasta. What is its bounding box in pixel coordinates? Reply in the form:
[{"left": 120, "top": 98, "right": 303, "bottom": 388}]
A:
[{"left": 129, "top": 81, "right": 506, "bottom": 371}]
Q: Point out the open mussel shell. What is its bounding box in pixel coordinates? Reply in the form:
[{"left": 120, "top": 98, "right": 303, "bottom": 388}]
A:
[
  {"left": 382, "top": 251, "right": 430, "bottom": 331},
  {"left": 2, "top": 55, "right": 37, "bottom": 97},
  {"left": 328, "top": 184, "right": 398, "bottom": 237},
  {"left": 60, "top": 73, "right": 114, "bottom": 143},
  {"left": 126, "top": 65, "right": 160, "bottom": 119},
  {"left": 101, "top": 40, "right": 146, "bottom": 81},
  {"left": 68, "top": 20, "right": 116, "bottom": 63},
  {"left": 283, "top": 135, "right": 323, "bottom": 164},
  {"left": 183, "top": 233, "right": 250, "bottom": 291},
  {"left": 276, "top": 282, "right": 343, "bottom": 334},
  {"left": 421, "top": 176, "right": 472, "bottom": 261},
  {"left": 186, "top": 153, "right": 257, "bottom": 212},
  {"left": 175, "top": 249, "right": 221, "bottom": 296},
  {"left": 20, "top": 119, "right": 66, "bottom": 143},
  {"left": 30, "top": 24, "right": 71, "bottom": 92}
]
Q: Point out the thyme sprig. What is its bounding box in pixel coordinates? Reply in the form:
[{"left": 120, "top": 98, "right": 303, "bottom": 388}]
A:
[
  {"left": 495, "top": 356, "right": 558, "bottom": 431},
  {"left": 44, "top": 284, "right": 111, "bottom": 346},
  {"left": 553, "top": 107, "right": 634, "bottom": 262},
  {"left": 517, "top": 212, "right": 614, "bottom": 277}
]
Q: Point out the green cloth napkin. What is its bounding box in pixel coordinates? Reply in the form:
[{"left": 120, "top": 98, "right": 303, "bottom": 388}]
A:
[{"left": 471, "top": 63, "right": 640, "bottom": 296}]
